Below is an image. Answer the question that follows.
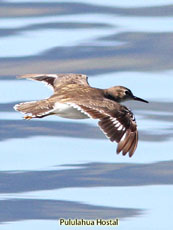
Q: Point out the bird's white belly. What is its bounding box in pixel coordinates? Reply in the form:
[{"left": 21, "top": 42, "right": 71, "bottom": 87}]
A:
[{"left": 53, "top": 102, "right": 89, "bottom": 119}]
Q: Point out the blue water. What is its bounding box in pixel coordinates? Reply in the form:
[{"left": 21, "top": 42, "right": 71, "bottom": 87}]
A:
[{"left": 0, "top": 0, "right": 173, "bottom": 229}]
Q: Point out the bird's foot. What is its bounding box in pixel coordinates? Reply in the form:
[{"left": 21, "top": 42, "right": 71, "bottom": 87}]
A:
[{"left": 24, "top": 115, "right": 33, "bottom": 120}]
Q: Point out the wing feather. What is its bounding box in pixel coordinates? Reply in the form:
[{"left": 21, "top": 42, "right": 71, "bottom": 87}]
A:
[
  {"left": 18, "top": 73, "right": 89, "bottom": 91},
  {"left": 69, "top": 103, "right": 138, "bottom": 157}
]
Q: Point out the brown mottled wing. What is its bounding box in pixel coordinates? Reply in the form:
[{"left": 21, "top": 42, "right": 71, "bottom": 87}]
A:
[
  {"left": 18, "top": 73, "right": 89, "bottom": 90},
  {"left": 70, "top": 103, "right": 138, "bottom": 157},
  {"left": 98, "top": 107, "right": 138, "bottom": 157}
]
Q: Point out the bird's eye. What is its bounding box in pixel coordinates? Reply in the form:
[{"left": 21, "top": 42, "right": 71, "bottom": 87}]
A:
[{"left": 125, "top": 90, "right": 131, "bottom": 95}]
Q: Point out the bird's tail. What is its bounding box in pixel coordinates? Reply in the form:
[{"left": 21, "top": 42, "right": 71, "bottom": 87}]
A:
[{"left": 14, "top": 100, "right": 54, "bottom": 119}]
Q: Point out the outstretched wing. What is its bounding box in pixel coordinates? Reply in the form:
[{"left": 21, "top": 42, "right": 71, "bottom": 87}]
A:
[
  {"left": 18, "top": 73, "right": 89, "bottom": 90},
  {"left": 68, "top": 102, "right": 138, "bottom": 157},
  {"left": 98, "top": 107, "right": 138, "bottom": 157}
]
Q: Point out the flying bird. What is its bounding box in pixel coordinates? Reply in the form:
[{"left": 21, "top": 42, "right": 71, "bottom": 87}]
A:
[{"left": 14, "top": 73, "right": 148, "bottom": 157}]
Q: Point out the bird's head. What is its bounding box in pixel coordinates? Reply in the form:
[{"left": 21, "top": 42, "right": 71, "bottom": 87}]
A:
[{"left": 105, "top": 86, "right": 149, "bottom": 103}]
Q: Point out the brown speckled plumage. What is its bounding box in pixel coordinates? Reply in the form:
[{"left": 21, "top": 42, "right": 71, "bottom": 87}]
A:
[{"left": 14, "top": 73, "right": 148, "bottom": 157}]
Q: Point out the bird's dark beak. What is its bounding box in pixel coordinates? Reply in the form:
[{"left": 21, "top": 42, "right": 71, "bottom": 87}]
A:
[{"left": 133, "top": 96, "right": 149, "bottom": 103}]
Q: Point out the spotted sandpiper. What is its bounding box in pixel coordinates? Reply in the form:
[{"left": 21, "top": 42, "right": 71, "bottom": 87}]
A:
[{"left": 14, "top": 73, "right": 148, "bottom": 157}]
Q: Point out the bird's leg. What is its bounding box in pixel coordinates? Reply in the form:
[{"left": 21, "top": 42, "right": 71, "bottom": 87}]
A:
[{"left": 24, "top": 115, "right": 33, "bottom": 120}]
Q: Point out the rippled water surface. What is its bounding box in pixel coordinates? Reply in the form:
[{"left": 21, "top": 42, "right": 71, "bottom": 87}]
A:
[{"left": 0, "top": 0, "right": 173, "bottom": 229}]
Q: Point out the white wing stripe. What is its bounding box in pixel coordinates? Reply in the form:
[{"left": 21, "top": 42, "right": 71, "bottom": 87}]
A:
[
  {"left": 117, "top": 125, "right": 123, "bottom": 131},
  {"left": 66, "top": 103, "right": 92, "bottom": 118}
]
